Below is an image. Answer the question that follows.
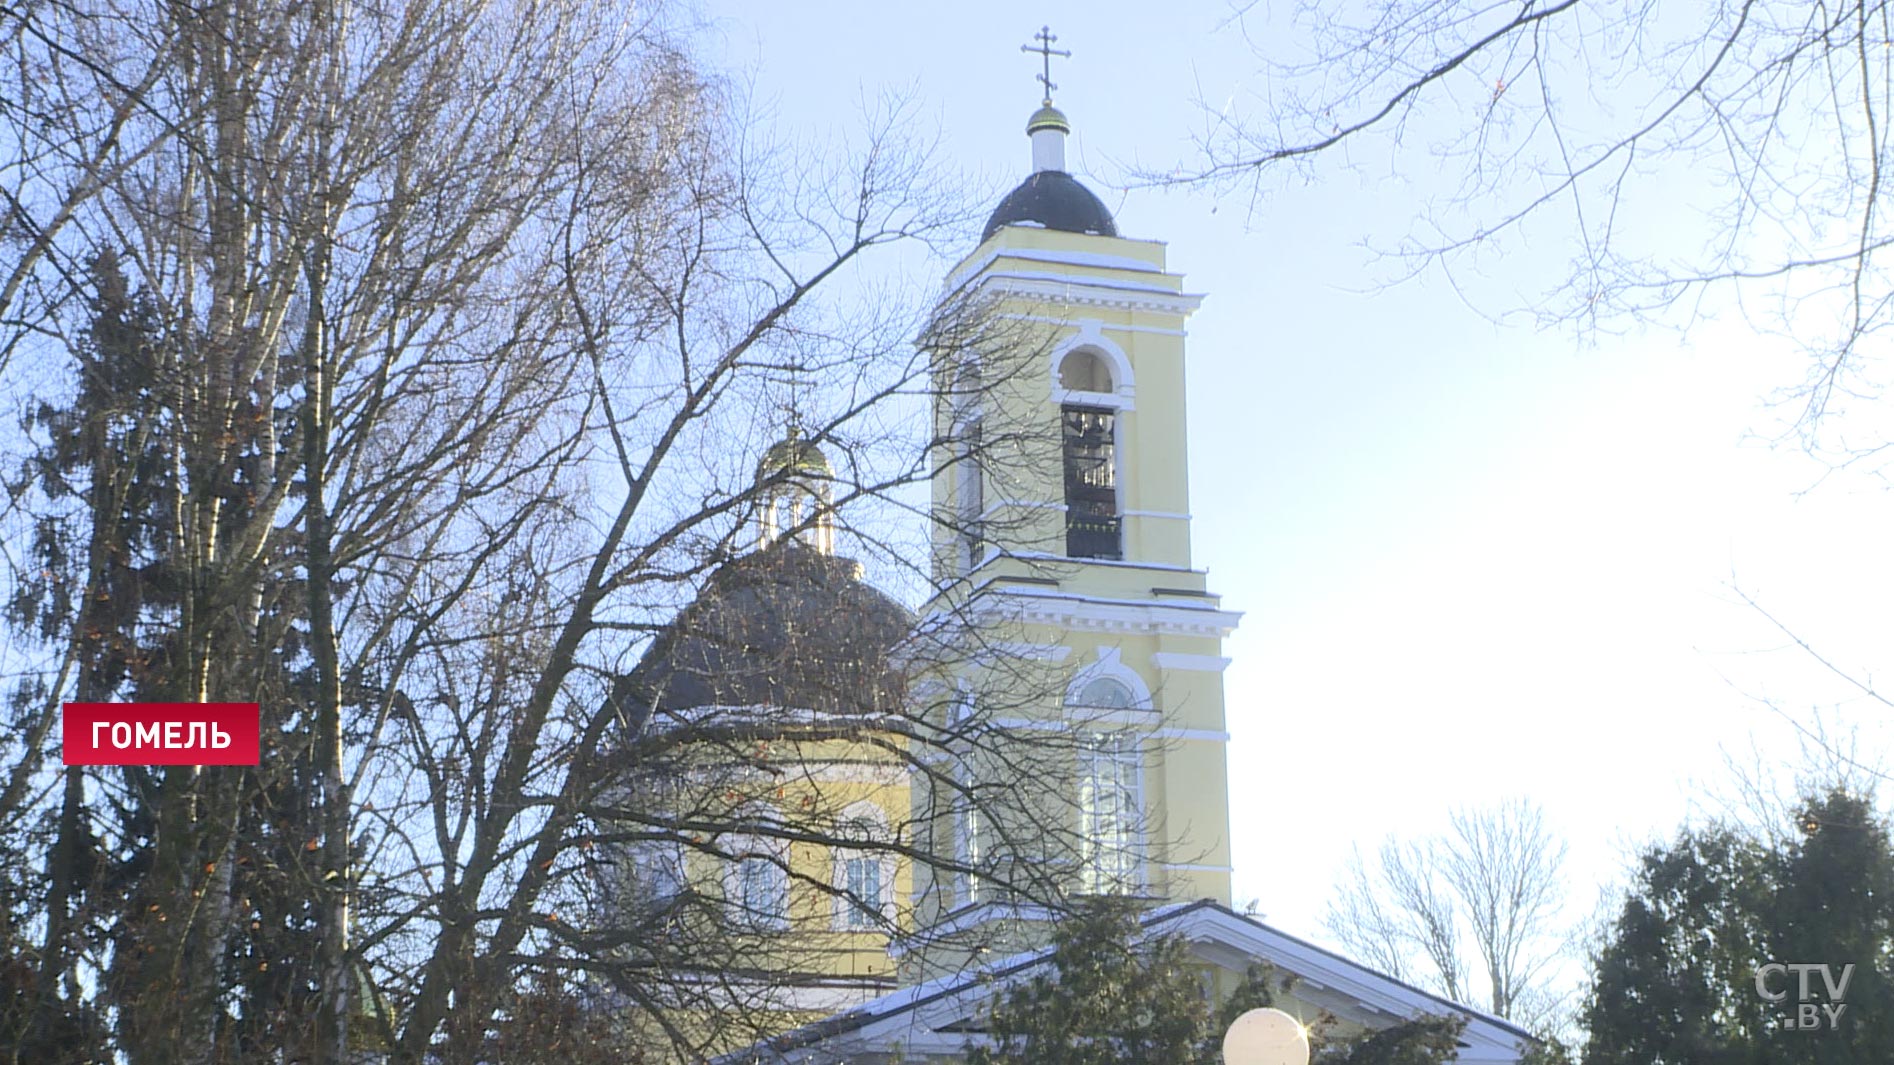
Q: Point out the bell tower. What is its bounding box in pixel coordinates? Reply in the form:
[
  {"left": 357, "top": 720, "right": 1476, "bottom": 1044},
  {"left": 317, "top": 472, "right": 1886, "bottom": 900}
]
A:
[{"left": 911, "top": 29, "right": 1240, "bottom": 965}]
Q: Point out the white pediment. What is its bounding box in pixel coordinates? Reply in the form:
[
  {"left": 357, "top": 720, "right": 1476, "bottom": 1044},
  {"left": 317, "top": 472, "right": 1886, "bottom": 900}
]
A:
[{"left": 728, "top": 901, "right": 1537, "bottom": 1064}]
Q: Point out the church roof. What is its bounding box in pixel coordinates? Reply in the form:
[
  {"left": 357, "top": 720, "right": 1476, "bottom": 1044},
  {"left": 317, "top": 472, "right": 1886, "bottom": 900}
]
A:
[
  {"left": 726, "top": 901, "right": 1539, "bottom": 1064},
  {"left": 981, "top": 170, "right": 1119, "bottom": 243},
  {"left": 621, "top": 541, "right": 911, "bottom": 717}
]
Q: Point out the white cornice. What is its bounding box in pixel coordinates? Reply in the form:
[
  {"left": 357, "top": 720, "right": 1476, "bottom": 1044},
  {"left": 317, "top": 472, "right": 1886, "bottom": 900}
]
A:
[
  {"left": 955, "top": 585, "right": 1243, "bottom": 639},
  {"left": 946, "top": 245, "right": 1162, "bottom": 290},
  {"left": 990, "top": 641, "right": 1073, "bottom": 662},
  {"left": 977, "top": 271, "right": 1206, "bottom": 317},
  {"left": 1001, "top": 311, "right": 1188, "bottom": 337}
]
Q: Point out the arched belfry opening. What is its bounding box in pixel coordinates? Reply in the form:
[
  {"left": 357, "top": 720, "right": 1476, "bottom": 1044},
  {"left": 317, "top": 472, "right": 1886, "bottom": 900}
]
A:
[
  {"left": 1062, "top": 404, "right": 1119, "bottom": 559},
  {"left": 1058, "top": 348, "right": 1115, "bottom": 394},
  {"left": 755, "top": 429, "right": 835, "bottom": 555}
]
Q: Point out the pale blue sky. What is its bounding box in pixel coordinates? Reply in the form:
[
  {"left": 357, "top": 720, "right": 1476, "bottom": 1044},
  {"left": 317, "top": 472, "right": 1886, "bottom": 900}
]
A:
[{"left": 699, "top": 0, "right": 1894, "bottom": 982}]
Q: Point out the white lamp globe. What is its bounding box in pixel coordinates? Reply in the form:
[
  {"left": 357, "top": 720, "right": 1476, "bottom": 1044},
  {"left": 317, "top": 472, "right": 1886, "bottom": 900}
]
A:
[{"left": 1222, "top": 1006, "right": 1310, "bottom": 1065}]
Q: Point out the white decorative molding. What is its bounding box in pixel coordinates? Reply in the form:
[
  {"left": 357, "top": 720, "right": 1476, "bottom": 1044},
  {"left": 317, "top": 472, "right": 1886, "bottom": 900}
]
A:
[
  {"left": 1064, "top": 645, "right": 1153, "bottom": 710},
  {"left": 1072, "top": 707, "right": 1163, "bottom": 729},
  {"left": 944, "top": 245, "right": 1162, "bottom": 291},
  {"left": 698, "top": 978, "right": 892, "bottom": 1015},
  {"left": 966, "top": 639, "right": 1074, "bottom": 667},
  {"left": 954, "top": 585, "right": 1243, "bottom": 640},
  {"left": 1000, "top": 641, "right": 1075, "bottom": 662},
  {"left": 978, "top": 272, "right": 1207, "bottom": 317},
  {"left": 1049, "top": 319, "right": 1136, "bottom": 411},
  {"left": 985, "top": 716, "right": 1065, "bottom": 732},
  {"left": 1150, "top": 652, "right": 1232, "bottom": 673},
  {"left": 1001, "top": 312, "right": 1188, "bottom": 338},
  {"left": 987, "top": 708, "right": 1155, "bottom": 732},
  {"left": 977, "top": 714, "right": 1221, "bottom": 739}
]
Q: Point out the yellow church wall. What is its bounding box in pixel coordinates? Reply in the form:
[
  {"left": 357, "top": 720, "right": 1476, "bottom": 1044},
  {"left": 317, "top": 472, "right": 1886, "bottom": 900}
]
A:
[
  {"left": 613, "top": 751, "right": 915, "bottom": 1062},
  {"left": 652, "top": 733, "right": 913, "bottom": 992},
  {"left": 905, "top": 151, "right": 1239, "bottom": 984},
  {"left": 899, "top": 615, "right": 1233, "bottom": 915},
  {"left": 928, "top": 222, "right": 1204, "bottom": 585}
]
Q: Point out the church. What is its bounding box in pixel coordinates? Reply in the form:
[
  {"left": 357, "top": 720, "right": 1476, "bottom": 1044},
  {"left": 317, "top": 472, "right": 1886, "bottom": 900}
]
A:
[{"left": 612, "top": 31, "right": 1537, "bottom": 1064}]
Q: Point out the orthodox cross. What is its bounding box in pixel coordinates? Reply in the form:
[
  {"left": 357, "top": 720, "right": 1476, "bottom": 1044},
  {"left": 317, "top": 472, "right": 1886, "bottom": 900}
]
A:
[
  {"left": 765, "top": 362, "right": 809, "bottom": 437},
  {"left": 1020, "top": 26, "right": 1070, "bottom": 105}
]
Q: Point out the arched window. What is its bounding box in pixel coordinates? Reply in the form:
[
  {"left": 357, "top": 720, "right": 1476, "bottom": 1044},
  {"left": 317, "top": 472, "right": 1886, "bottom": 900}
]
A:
[
  {"left": 1058, "top": 348, "right": 1115, "bottom": 393},
  {"left": 831, "top": 803, "right": 893, "bottom": 930},
  {"left": 1077, "top": 732, "right": 1142, "bottom": 895},
  {"left": 638, "top": 840, "right": 686, "bottom": 901},
  {"left": 618, "top": 838, "right": 688, "bottom": 932},
  {"left": 1073, "top": 676, "right": 1135, "bottom": 710},
  {"left": 955, "top": 417, "right": 985, "bottom": 572},
  {"left": 723, "top": 807, "right": 790, "bottom": 932},
  {"left": 955, "top": 765, "right": 986, "bottom": 907},
  {"left": 731, "top": 855, "right": 789, "bottom": 931}
]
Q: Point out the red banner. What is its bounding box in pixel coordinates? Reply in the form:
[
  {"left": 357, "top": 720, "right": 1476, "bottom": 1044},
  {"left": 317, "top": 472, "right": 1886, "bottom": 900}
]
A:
[{"left": 62, "top": 703, "right": 261, "bottom": 766}]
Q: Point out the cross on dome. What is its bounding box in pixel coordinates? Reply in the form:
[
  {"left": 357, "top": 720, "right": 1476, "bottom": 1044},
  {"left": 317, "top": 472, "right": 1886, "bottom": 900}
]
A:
[
  {"left": 981, "top": 27, "right": 1116, "bottom": 236},
  {"left": 1020, "top": 25, "right": 1070, "bottom": 106}
]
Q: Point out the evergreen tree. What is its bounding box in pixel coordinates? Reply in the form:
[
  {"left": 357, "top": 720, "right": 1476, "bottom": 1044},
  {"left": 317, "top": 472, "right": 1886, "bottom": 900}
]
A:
[
  {"left": 1, "top": 248, "right": 178, "bottom": 1065},
  {"left": 967, "top": 902, "right": 1229, "bottom": 1065},
  {"left": 2, "top": 250, "right": 329, "bottom": 1063},
  {"left": 967, "top": 900, "right": 1466, "bottom": 1065},
  {"left": 1583, "top": 789, "right": 1894, "bottom": 1065},
  {"left": 1765, "top": 791, "right": 1894, "bottom": 1064}
]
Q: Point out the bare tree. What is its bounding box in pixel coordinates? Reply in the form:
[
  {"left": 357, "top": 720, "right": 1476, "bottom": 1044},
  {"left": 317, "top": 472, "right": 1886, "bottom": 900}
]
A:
[
  {"left": 1169, "top": 0, "right": 1894, "bottom": 457},
  {"left": 1178, "top": 3, "right": 1894, "bottom": 924},
  {"left": 1325, "top": 797, "right": 1570, "bottom": 1030},
  {"left": 0, "top": 2, "right": 1163, "bottom": 1062}
]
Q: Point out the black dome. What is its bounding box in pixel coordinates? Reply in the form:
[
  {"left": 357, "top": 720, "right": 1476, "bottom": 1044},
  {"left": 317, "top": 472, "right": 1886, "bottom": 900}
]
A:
[
  {"left": 621, "top": 542, "right": 911, "bottom": 718},
  {"left": 982, "top": 170, "right": 1118, "bottom": 243}
]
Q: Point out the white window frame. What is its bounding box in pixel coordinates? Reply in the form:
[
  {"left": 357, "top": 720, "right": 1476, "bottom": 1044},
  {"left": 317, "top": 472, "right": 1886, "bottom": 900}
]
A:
[
  {"left": 829, "top": 800, "right": 895, "bottom": 930},
  {"left": 837, "top": 854, "right": 889, "bottom": 930},
  {"left": 632, "top": 838, "right": 687, "bottom": 903},
  {"left": 1077, "top": 730, "right": 1144, "bottom": 895},
  {"left": 954, "top": 763, "right": 985, "bottom": 907},
  {"left": 726, "top": 852, "right": 790, "bottom": 932},
  {"left": 1048, "top": 325, "right": 1136, "bottom": 412},
  {"left": 1063, "top": 647, "right": 1154, "bottom": 721},
  {"left": 952, "top": 414, "right": 986, "bottom": 574},
  {"left": 721, "top": 805, "right": 791, "bottom": 932}
]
